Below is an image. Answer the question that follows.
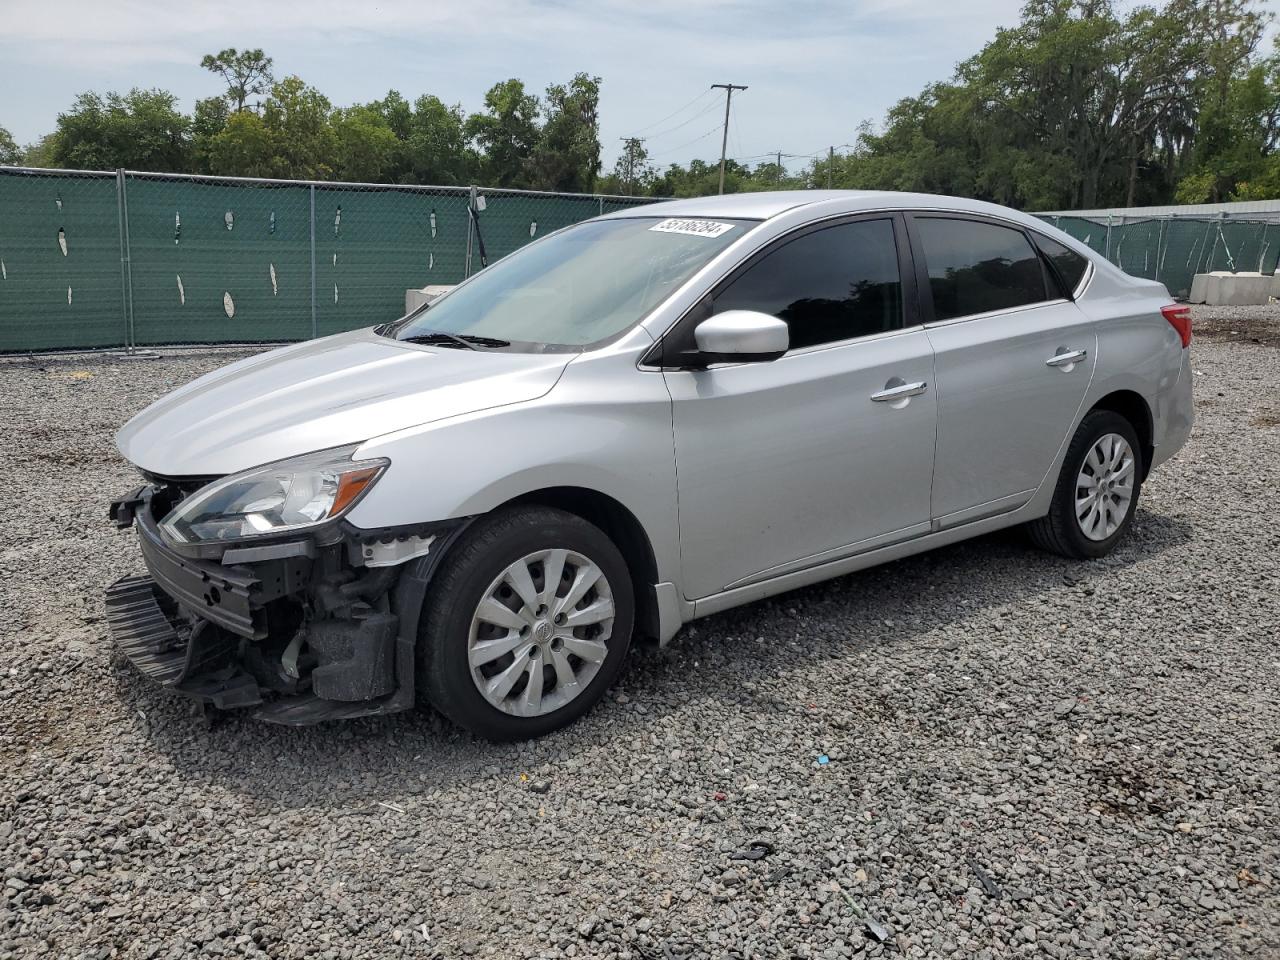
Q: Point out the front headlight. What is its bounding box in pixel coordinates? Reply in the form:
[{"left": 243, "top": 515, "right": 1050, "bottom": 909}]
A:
[{"left": 160, "top": 445, "right": 388, "bottom": 544}]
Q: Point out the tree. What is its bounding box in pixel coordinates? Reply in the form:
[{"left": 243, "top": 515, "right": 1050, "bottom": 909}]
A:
[
  {"left": 191, "top": 95, "right": 230, "bottom": 172},
  {"left": 51, "top": 89, "right": 192, "bottom": 172},
  {"left": 465, "top": 79, "right": 540, "bottom": 187},
  {"left": 807, "top": 0, "right": 1276, "bottom": 210},
  {"left": 259, "top": 76, "right": 337, "bottom": 179},
  {"left": 527, "top": 73, "right": 602, "bottom": 191},
  {"left": 1178, "top": 32, "right": 1279, "bottom": 200},
  {"left": 331, "top": 105, "right": 398, "bottom": 182},
  {"left": 21, "top": 133, "right": 57, "bottom": 167},
  {"left": 203, "top": 110, "right": 274, "bottom": 177},
  {"left": 602, "top": 137, "right": 655, "bottom": 195},
  {"left": 200, "top": 48, "right": 274, "bottom": 112},
  {"left": 0, "top": 125, "right": 20, "bottom": 165},
  {"left": 399, "top": 94, "right": 474, "bottom": 185}
]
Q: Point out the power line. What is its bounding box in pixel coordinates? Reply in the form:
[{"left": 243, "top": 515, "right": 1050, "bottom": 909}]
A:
[
  {"left": 641, "top": 100, "right": 723, "bottom": 141},
  {"left": 648, "top": 125, "right": 723, "bottom": 159},
  {"left": 628, "top": 88, "right": 719, "bottom": 136}
]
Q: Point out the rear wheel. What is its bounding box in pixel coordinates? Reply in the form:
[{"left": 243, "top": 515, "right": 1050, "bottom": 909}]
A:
[
  {"left": 417, "top": 506, "right": 634, "bottom": 740},
  {"left": 1028, "top": 410, "right": 1143, "bottom": 559}
]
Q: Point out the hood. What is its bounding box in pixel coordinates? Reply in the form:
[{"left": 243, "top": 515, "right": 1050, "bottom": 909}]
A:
[{"left": 117, "top": 329, "right": 573, "bottom": 476}]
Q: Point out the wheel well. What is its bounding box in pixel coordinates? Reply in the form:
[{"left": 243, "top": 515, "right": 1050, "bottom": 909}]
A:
[
  {"left": 501, "top": 487, "right": 662, "bottom": 642},
  {"left": 1089, "top": 390, "right": 1154, "bottom": 479}
]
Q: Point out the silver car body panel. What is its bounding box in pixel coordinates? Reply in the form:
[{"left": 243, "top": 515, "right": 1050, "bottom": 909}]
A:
[
  {"left": 663, "top": 326, "right": 936, "bottom": 599},
  {"left": 116, "top": 329, "right": 573, "bottom": 476},
  {"left": 116, "top": 190, "right": 1194, "bottom": 646}
]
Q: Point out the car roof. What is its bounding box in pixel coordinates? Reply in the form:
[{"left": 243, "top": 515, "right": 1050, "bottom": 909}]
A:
[{"left": 598, "top": 189, "right": 1048, "bottom": 228}]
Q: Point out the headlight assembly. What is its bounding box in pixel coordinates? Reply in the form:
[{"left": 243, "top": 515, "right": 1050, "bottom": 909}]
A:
[{"left": 160, "top": 445, "right": 388, "bottom": 544}]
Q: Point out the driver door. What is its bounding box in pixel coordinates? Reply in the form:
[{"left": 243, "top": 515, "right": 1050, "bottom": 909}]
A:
[{"left": 660, "top": 214, "right": 938, "bottom": 600}]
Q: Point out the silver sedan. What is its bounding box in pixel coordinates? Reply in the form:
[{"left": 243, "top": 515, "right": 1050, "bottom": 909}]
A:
[{"left": 107, "top": 190, "right": 1194, "bottom": 739}]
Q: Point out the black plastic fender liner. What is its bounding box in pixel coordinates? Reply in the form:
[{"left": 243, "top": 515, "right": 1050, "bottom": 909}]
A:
[
  {"left": 390, "top": 521, "right": 474, "bottom": 702},
  {"left": 309, "top": 612, "right": 398, "bottom": 701}
]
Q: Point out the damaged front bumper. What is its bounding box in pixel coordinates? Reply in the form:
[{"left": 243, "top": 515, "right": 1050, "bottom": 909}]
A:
[{"left": 106, "top": 484, "right": 460, "bottom": 725}]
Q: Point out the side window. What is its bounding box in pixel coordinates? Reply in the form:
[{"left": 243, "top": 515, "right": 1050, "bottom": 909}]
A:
[
  {"left": 1031, "top": 232, "right": 1090, "bottom": 296},
  {"left": 915, "top": 217, "right": 1047, "bottom": 322},
  {"left": 712, "top": 218, "right": 903, "bottom": 350}
]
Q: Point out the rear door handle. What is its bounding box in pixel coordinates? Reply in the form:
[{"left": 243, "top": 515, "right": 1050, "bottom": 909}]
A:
[
  {"left": 1045, "top": 349, "right": 1087, "bottom": 367},
  {"left": 871, "top": 381, "right": 928, "bottom": 403}
]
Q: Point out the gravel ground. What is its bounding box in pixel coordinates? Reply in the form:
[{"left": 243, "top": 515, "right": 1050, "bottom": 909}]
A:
[{"left": 1, "top": 305, "right": 1278, "bottom": 960}]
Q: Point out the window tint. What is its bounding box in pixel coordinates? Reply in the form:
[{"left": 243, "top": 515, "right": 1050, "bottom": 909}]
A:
[
  {"left": 712, "top": 218, "right": 902, "bottom": 350},
  {"left": 915, "top": 217, "right": 1047, "bottom": 321},
  {"left": 1031, "top": 232, "right": 1090, "bottom": 296}
]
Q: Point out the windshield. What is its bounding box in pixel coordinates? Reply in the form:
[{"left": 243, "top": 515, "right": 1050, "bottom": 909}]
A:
[{"left": 391, "top": 216, "right": 755, "bottom": 349}]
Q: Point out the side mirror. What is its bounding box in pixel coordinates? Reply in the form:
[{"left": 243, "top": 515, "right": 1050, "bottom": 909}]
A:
[{"left": 687, "top": 310, "right": 789, "bottom": 367}]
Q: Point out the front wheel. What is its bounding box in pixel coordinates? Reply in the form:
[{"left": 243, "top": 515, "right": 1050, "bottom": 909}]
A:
[
  {"left": 417, "top": 506, "right": 634, "bottom": 740},
  {"left": 1028, "top": 410, "right": 1143, "bottom": 559}
]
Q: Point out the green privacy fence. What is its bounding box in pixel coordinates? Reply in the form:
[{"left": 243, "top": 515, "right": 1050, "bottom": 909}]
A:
[
  {"left": 4, "top": 166, "right": 1278, "bottom": 351},
  {"left": 1035, "top": 213, "right": 1280, "bottom": 300},
  {"left": 0, "top": 167, "right": 659, "bottom": 352}
]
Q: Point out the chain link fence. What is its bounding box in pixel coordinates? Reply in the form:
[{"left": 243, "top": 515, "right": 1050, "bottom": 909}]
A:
[
  {"left": 1035, "top": 213, "right": 1280, "bottom": 300},
  {"left": 4, "top": 165, "right": 1279, "bottom": 352},
  {"left": 0, "top": 167, "right": 658, "bottom": 352}
]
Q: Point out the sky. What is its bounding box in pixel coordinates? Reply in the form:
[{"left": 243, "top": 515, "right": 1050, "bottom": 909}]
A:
[{"left": 0, "top": 0, "right": 1274, "bottom": 175}]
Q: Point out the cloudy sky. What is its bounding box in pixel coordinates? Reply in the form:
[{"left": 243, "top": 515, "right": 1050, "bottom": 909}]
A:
[{"left": 1, "top": 0, "right": 1274, "bottom": 173}]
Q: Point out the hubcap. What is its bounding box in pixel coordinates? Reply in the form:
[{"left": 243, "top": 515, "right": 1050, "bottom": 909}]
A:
[
  {"left": 467, "top": 548, "right": 615, "bottom": 718},
  {"left": 1075, "top": 433, "right": 1135, "bottom": 541}
]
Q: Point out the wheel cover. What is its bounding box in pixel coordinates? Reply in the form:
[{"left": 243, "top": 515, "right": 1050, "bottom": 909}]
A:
[
  {"left": 467, "top": 548, "right": 615, "bottom": 718},
  {"left": 1075, "top": 432, "right": 1136, "bottom": 542}
]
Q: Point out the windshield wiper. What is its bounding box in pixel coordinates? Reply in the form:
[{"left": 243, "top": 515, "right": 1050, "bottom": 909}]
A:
[
  {"left": 400, "top": 332, "right": 477, "bottom": 350},
  {"left": 400, "top": 331, "right": 511, "bottom": 350},
  {"left": 456, "top": 334, "right": 511, "bottom": 348}
]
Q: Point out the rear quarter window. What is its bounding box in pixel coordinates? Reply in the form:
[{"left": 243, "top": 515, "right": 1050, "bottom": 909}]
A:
[{"left": 1031, "top": 233, "right": 1091, "bottom": 296}]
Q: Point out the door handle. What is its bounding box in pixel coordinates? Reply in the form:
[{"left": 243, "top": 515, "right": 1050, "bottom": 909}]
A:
[
  {"left": 870, "top": 381, "right": 928, "bottom": 403},
  {"left": 1045, "top": 349, "right": 1087, "bottom": 368}
]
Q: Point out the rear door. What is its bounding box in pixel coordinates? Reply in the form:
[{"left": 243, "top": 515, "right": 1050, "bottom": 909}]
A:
[{"left": 906, "top": 213, "right": 1097, "bottom": 526}]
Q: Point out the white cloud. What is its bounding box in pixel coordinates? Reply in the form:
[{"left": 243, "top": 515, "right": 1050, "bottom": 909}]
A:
[{"left": 0, "top": 0, "right": 1029, "bottom": 162}]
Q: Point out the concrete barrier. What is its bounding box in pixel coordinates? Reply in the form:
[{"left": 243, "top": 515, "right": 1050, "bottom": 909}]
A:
[
  {"left": 404, "top": 284, "right": 457, "bottom": 314},
  {"left": 1187, "top": 272, "right": 1276, "bottom": 306}
]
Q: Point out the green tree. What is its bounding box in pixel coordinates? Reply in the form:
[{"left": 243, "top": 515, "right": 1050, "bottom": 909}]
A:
[
  {"left": 191, "top": 95, "right": 230, "bottom": 172},
  {"left": 807, "top": 0, "right": 1274, "bottom": 210},
  {"left": 203, "top": 110, "right": 274, "bottom": 176},
  {"left": 527, "top": 73, "right": 602, "bottom": 191},
  {"left": 51, "top": 89, "right": 192, "bottom": 172},
  {"left": 259, "top": 76, "right": 337, "bottom": 179},
  {"left": 400, "top": 94, "right": 474, "bottom": 184},
  {"left": 604, "top": 136, "right": 656, "bottom": 195},
  {"left": 0, "top": 125, "right": 20, "bottom": 165},
  {"left": 331, "top": 104, "right": 398, "bottom": 182},
  {"left": 466, "top": 79, "right": 540, "bottom": 187},
  {"left": 1178, "top": 33, "right": 1279, "bottom": 200},
  {"left": 21, "top": 133, "right": 58, "bottom": 167},
  {"left": 200, "top": 48, "right": 274, "bottom": 112}
]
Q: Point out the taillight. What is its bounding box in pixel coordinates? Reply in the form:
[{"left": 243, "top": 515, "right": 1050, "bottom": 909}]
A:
[{"left": 1161, "top": 304, "right": 1192, "bottom": 348}]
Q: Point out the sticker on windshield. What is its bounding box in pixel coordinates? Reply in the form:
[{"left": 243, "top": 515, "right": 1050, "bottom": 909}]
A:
[{"left": 649, "top": 218, "right": 735, "bottom": 239}]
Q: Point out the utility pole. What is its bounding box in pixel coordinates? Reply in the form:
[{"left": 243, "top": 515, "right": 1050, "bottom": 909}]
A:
[
  {"left": 711, "top": 83, "right": 747, "bottom": 195},
  {"left": 618, "top": 137, "right": 645, "bottom": 195},
  {"left": 776, "top": 149, "right": 783, "bottom": 184},
  {"left": 827, "top": 146, "right": 834, "bottom": 189}
]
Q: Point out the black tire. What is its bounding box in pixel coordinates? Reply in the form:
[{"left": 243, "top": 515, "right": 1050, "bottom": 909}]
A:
[
  {"left": 1028, "top": 409, "right": 1144, "bottom": 559},
  {"left": 417, "top": 505, "right": 634, "bottom": 740}
]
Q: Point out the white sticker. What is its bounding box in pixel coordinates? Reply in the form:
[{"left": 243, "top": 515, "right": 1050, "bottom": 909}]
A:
[{"left": 649, "top": 218, "right": 735, "bottom": 239}]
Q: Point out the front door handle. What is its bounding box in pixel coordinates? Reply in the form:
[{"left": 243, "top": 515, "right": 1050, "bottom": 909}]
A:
[
  {"left": 1045, "top": 349, "right": 1088, "bottom": 368},
  {"left": 871, "top": 380, "right": 928, "bottom": 403}
]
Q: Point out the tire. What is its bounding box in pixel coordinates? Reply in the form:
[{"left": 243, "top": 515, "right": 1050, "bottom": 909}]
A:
[
  {"left": 417, "top": 505, "right": 634, "bottom": 740},
  {"left": 1028, "top": 409, "right": 1144, "bottom": 559}
]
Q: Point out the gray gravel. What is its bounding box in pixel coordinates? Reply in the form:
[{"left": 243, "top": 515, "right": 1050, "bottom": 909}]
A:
[{"left": 2, "top": 305, "right": 1278, "bottom": 959}]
